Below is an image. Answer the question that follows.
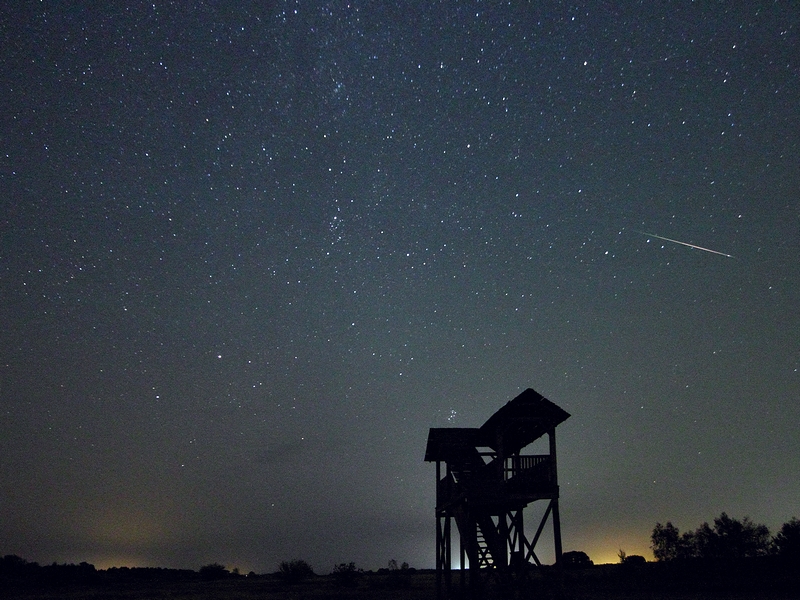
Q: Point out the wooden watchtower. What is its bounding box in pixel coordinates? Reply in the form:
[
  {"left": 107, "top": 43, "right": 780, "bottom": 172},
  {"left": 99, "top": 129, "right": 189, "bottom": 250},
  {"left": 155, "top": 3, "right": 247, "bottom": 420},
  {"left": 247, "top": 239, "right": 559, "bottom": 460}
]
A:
[{"left": 424, "top": 388, "right": 570, "bottom": 598}]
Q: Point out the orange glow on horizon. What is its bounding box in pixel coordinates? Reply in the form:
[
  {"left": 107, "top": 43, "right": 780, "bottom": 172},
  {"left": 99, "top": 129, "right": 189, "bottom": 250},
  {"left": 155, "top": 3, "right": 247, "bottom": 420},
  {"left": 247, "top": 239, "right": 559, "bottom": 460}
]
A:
[
  {"left": 565, "top": 529, "right": 654, "bottom": 565},
  {"left": 90, "top": 556, "right": 155, "bottom": 570}
]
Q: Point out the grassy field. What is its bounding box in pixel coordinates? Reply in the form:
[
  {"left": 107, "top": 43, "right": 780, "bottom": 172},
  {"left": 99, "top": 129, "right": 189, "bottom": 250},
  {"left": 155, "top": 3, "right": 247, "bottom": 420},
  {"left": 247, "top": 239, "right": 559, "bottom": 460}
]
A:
[
  {"left": 4, "top": 562, "right": 800, "bottom": 600},
  {"left": 2, "top": 571, "right": 437, "bottom": 600}
]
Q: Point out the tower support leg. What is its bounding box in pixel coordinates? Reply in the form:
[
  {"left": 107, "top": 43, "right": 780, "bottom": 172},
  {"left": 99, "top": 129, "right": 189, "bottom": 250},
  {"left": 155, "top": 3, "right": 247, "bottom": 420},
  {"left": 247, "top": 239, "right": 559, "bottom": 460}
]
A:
[
  {"left": 436, "top": 515, "right": 452, "bottom": 599},
  {"left": 552, "top": 499, "right": 563, "bottom": 562}
]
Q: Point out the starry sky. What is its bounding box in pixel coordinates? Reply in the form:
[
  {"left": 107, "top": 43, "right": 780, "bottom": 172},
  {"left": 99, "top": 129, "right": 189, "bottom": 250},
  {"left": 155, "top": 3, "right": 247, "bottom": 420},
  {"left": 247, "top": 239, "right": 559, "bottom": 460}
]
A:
[{"left": 2, "top": 1, "right": 799, "bottom": 573}]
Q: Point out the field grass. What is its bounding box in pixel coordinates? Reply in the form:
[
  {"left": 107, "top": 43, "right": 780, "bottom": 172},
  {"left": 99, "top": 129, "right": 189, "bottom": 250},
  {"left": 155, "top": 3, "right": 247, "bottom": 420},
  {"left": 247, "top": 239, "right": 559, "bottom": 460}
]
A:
[
  {"left": 4, "top": 562, "right": 800, "bottom": 600},
  {"left": 2, "top": 571, "right": 438, "bottom": 600}
]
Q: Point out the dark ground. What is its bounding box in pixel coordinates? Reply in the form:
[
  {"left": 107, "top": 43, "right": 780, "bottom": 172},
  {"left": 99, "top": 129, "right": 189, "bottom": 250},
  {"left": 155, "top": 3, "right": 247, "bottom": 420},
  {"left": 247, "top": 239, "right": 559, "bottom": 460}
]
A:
[{"left": 3, "top": 560, "right": 800, "bottom": 600}]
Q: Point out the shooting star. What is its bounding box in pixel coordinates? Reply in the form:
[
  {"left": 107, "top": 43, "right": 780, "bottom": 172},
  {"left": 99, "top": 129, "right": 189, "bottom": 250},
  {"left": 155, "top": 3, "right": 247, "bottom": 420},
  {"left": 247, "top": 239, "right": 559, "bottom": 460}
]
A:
[{"left": 637, "top": 231, "right": 734, "bottom": 258}]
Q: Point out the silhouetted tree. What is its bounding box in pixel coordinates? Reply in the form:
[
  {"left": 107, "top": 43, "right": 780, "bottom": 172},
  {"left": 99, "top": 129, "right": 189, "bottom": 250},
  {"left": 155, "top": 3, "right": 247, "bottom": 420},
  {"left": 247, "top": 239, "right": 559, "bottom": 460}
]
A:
[
  {"left": 278, "top": 559, "right": 314, "bottom": 583},
  {"left": 0, "top": 555, "right": 41, "bottom": 582},
  {"left": 653, "top": 514, "right": 770, "bottom": 562},
  {"left": 36, "top": 561, "right": 98, "bottom": 585},
  {"left": 652, "top": 523, "right": 705, "bottom": 560},
  {"left": 696, "top": 513, "right": 770, "bottom": 560},
  {"left": 651, "top": 522, "right": 681, "bottom": 561},
  {"left": 679, "top": 530, "right": 701, "bottom": 559},
  {"left": 773, "top": 517, "right": 800, "bottom": 558},
  {"left": 1, "top": 555, "right": 34, "bottom": 575}
]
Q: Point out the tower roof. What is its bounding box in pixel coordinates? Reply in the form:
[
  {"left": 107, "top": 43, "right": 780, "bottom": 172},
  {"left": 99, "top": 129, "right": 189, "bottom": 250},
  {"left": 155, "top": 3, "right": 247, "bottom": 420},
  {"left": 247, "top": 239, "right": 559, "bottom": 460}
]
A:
[
  {"left": 424, "top": 427, "right": 483, "bottom": 462},
  {"left": 424, "top": 388, "right": 570, "bottom": 461},
  {"left": 479, "top": 388, "right": 570, "bottom": 455}
]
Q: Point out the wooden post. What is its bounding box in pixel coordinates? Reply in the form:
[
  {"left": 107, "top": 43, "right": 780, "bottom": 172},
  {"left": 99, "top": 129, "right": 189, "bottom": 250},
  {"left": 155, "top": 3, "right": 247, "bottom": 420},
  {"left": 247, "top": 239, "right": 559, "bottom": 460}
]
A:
[
  {"left": 436, "top": 515, "right": 442, "bottom": 599},
  {"left": 460, "top": 533, "right": 465, "bottom": 592},
  {"left": 444, "top": 516, "right": 451, "bottom": 597},
  {"left": 552, "top": 499, "right": 563, "bottom": 561}
]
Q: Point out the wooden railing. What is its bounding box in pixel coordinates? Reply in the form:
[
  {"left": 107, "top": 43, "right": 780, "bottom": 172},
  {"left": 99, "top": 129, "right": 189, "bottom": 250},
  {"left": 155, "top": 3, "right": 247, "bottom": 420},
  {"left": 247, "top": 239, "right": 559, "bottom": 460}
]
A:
[
  {"left": 504, "top": 454, "right": 552, "bottom": 481},
  {"left": 438, "top": 454, "right": 555, "bottom": 503}
]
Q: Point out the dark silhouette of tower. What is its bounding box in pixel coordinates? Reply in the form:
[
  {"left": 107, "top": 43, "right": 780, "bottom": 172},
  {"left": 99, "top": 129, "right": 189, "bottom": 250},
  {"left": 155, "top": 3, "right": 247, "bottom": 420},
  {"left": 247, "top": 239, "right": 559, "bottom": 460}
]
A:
[{"left": 424, "top": 388, "right": 570, "bottom": 598}]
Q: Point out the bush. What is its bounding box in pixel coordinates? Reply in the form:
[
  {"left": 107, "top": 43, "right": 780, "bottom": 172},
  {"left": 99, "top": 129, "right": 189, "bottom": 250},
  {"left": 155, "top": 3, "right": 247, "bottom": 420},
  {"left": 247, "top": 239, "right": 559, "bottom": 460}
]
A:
[
  {"left": 278, "top": 559, "right": 314, "bottom": 583},
  {"left": 199, "top": 563, "right": 229, "bottom": 580},
  {"left": 560, "top": 550, "right": 593, "bottom": 568},
  {"left": 331, "top": 562, "right": 362, "bottom": 587},
  {"left": 371, "top": 559, "right": 413, "bottom": 589}
]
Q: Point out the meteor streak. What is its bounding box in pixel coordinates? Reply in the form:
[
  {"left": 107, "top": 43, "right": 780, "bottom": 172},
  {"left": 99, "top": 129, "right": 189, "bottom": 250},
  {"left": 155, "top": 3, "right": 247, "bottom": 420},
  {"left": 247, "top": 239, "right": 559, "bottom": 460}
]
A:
[{"left": 637, "top": 231, "right": 734, "bottom": 258}]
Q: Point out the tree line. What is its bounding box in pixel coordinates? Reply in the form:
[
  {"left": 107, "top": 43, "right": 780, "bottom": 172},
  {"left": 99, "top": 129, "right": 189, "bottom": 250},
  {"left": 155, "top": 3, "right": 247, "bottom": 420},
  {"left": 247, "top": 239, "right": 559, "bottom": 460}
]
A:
[
  {"left": 651, "top": 513, "right": 800, "bottom": 561},
  {"left": 0, "top": 555, "right": 200, "bottom": 586}
]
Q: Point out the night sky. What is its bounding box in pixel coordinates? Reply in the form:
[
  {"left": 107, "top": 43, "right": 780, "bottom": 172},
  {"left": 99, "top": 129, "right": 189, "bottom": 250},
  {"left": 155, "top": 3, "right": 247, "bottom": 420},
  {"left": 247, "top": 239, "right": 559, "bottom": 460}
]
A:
[{"left": 2, "top": 1, "right": 799, "bottom": 573}]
